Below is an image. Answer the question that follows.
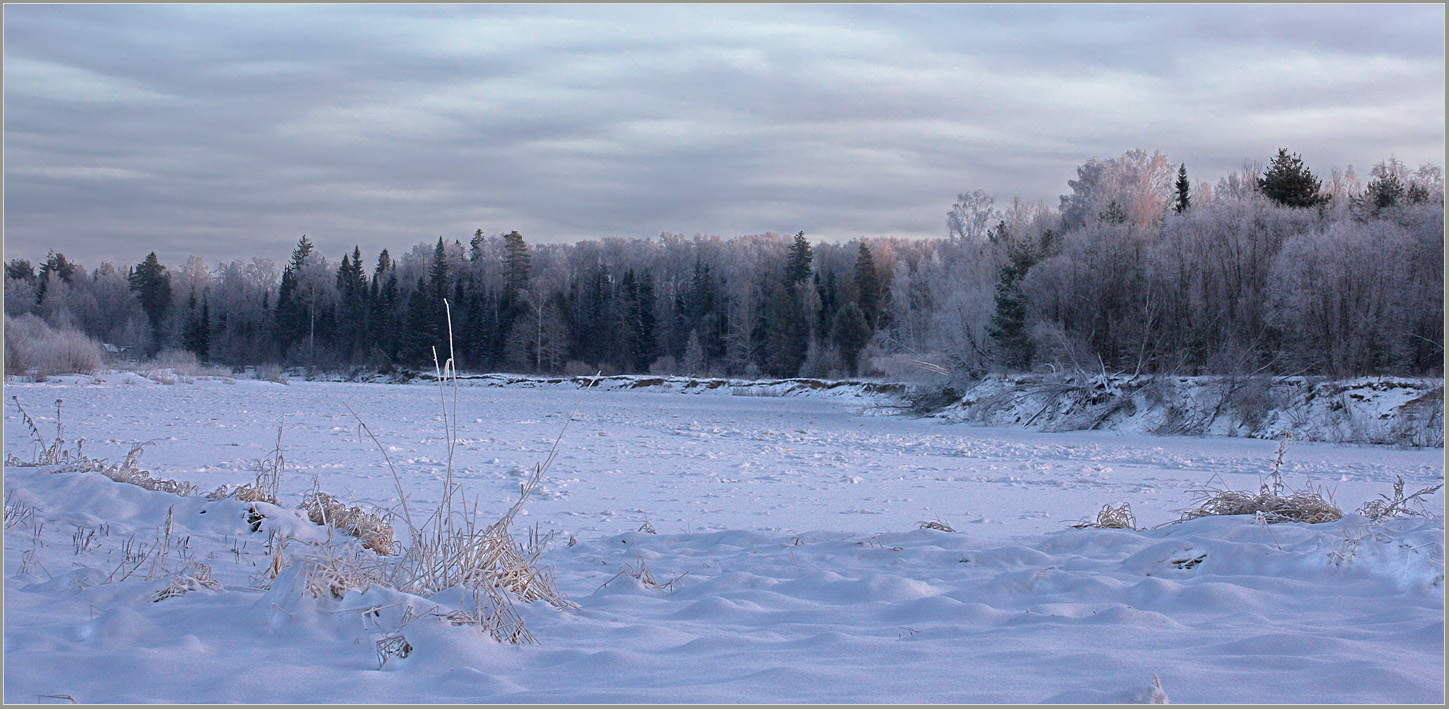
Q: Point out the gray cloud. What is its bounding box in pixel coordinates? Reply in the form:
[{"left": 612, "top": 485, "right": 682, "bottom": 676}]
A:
[{"left": 3, "top": 4, "right": 1443, "bottom": 267}]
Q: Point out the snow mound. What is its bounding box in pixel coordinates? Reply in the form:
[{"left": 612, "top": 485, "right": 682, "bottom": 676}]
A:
[{"left": 5, "top": 461, "right": 1442, "bottom": 703}]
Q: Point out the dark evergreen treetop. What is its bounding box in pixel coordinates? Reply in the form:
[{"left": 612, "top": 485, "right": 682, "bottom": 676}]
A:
[
  {"left": 6, "top": 259, "right": 35, "bottom": 282},
  {"left": 128, "top": 252, "right": 172, "bottom": 344},
  {"left": 503, "top": 230, "right": 531, "bottom": 297},
  {"left": 1174, "top": 163, "right": 1191, "bottom": 213},
  {"left": 786, "top": 231, "right": 813, "bottom": 288},
  {"left": 1259, "top": 148, "right": 1328, "bottom": 208},
  {"left": 854, "top": 243, "right": 880, "bottom": 328}
]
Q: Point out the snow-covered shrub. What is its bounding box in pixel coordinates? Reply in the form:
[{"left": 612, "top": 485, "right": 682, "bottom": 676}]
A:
[
  {"left": 254, "top": 364, "right": 288, "bottom": 384},
  {"left": 4, "top": 314, "right": 105, "bottom": 378}
]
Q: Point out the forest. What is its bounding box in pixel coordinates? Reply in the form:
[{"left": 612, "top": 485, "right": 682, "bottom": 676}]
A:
[{"left": 5, "top": 148, "right": 1444, "bottom": 381}]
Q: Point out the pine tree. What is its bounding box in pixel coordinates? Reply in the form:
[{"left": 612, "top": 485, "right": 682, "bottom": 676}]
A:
[
  {"left": 274, "top": 236, "right": 314, "bottom": 355},
  {"left": 854, "top": 243, "right": 881, "bottom": 328},
  {"left": 129, "top": 252, "right": 172, "bottom": 353},
  {"left": 1174, "top": 163, "right": 1191, "bottom": 213},
  {"left": 502, "top": 230, "right": 531, "bottom": 301},
  {"left": 336, "top": 246, "right": 369, "bottom": 360},
  {"left": 182, "top": 293, "right": 210, "bottom": 359},
  {"left": 785, "top": 231, "right": 813, "bottom": 288},
  {"left": 1358, "top": 173, "right": 1405, "bottom": 217},
  {"left": 764, "top": 281, "right": 808, "bottom": 378},
  {"left": 36, "top": 251, "right": 77, "bottom": 304},
  {"left": 830, "top": 301, "right": 872, "bottom": 375},
  {"left": 1259, "top": 148, "right": 1328, "bottom": 208},
  {"left": 988, "top": 242, "right": 1039, "bottom": 370},
  {"left": 6, "top": 259, "right": 35, "bottom": 282},
  {"left": 401, "top": 277, "right": 438, "bottom": 367}
]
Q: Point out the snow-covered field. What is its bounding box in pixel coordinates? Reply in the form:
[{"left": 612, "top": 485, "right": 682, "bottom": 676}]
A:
[{"left": 4, "top": 373, "right": 1444, "bottom": 703}]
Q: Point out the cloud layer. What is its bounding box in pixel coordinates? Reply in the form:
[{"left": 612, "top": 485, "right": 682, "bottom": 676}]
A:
[{"left": 4, "top": 4, "right": 1443, "bottom": 265}]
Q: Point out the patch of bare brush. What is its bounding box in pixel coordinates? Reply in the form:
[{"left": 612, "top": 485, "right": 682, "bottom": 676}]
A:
[
  {"left": 208, "top": 427, "right": 284, "bottom": 505},
  {"left": 1072, "top": 502, "right": 1139, "bottom": 530},
  {"left": 1173, "top": 434, "right": 1342, "bottom": 525},
  {"left": 8, "top": 397, "right": 197, "bottom": 496},
  {"left": 919, "top": 519, "right": 956, "bottom": 532},
  {"left": 328, "top": 301, "right": 580, "bottom": 644},
  {"left": 4, "top": 314, "right": 104, "bottom": 379},
  {"left": 254, "top": 364, "right": 288, "bottom": 384},
  {"left": 1357, "top": 476, "right": 1444, "bottom": 522},
  {"left": 298, "top": 491, "right": 396, "bottom": 556}
]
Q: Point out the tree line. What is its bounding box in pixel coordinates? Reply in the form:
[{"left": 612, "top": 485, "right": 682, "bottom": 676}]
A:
[{"left": 5, "top": 149, "right": 1443, "bottom": 380}]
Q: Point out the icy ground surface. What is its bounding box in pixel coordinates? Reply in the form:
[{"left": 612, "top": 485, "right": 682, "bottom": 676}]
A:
[{"left": 4, "top": 375, "right": 1444, "bottom": 703}]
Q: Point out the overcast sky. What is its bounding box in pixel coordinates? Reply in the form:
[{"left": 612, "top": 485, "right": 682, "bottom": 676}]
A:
[{"left": 4, "top": 4, "right": 1444, "bottom": 267}]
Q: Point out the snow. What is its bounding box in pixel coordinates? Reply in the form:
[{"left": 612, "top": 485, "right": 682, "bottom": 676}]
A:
[{"left": 4, "top": 373, "right": 1444, "bottom": 703}]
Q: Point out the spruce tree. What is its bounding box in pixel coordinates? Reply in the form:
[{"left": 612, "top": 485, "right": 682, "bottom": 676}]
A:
[
  {"left": 1359, "top": 173, "right": 1405, "bottom": 216},
  {"left": 37, "top": 251, "right": 77, "bottom": 303},
  {"left": 830, "top": 301, "right": 872, "bottom": 375},
  {"left": 1174, "top": 163, "right": 1191, "bottom": 213},
  {"left": 401, "top": 277, "right": 437, "bottom": 366},
  {"left": 502, "top": 231, "right": 531, "bottom": 300},
  {"left": 764, "top": 281, "right": 808, "bottom": 378},
  {"left": 128, "top": 252, "right": 172, "bottom": 353},
  {"left": 6, "top": 259, "right": 35, "bottom": 283},
  {"left": 182, "top": 294, "right": 210, "bottom": 359},
  {"left": 1259, "top": 148, "right": 1328, "bottom": 208},
  {"left": 854, "top": 243, "right": 881, "bottom": 328},
  {"left": 988, "top": 243, "right": 1038, "bottom": 370},
  {"left": 785, "top": 231, "right": 813, "bottom": 287},
  {"left": 274, "top": 236, "right": 314, "bottom": 355},
  {"left": 336, "top": 246, "right": 369, "bottom": 360}
]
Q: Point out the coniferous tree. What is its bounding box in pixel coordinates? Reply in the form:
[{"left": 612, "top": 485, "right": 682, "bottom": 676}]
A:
[
  {"left": 830, "top": 301, "right": 872, "bottom": 375},
  {"left": 129, "top": 252, "right": 172, "bottom": 353},
  {"left": 989, "top": 239, "right": 1043, "bottom": 370},
  {"left": 1357, "top": 173, "right": 1405, "bottom": 217},
  {"left": 502, "top": 231, "right": 531, "bottom": 301},
  {"left": 855, "top": 243, "right": 882, "bottom": 328},
  {"left": 370, "top": 249, "right": 401, "bottom": 364},
  {"left": 785, "top": 231, "right": 813, "bottom": 287},
  {"left": 182, "top": 294, "right": 210, "bottom": 358},
  {"left": 401, "top": 277, "right": 437, "bottom": 366},
  {"left": 1174, "top": 164, "right": 1191, "bottom": 213},
  {"left": 1259, "top": 148, "right": 1328, "bottom": 208},
  {"left": 336, "top": 246, "right": 369, "bottom": 360},
  {"left": 6, "top": 259, "right": 35, "bottom": 283},
  {"left": 37, "top": 251, "right": 78, "bottom": 304},
  {"left": 765, "top": 281, "right": 809, "bottom": 378},
  {"left": 274, "top": 236, "right": 314, "bottom": 355}
]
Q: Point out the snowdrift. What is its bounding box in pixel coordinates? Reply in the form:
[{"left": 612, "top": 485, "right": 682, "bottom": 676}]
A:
[{"left": 4, "top": 461, "right": 1442, "bottom": 703}]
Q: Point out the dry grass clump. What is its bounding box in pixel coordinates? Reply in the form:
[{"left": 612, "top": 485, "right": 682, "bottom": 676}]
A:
[
  {"left": 324, "top": 303, "right": 579, "bottom": 645},
  {"left": 1357, "top": 476, "right": 1444, "bottom": 522},
  {"left": 7, "top": 397, "right": 197, "bottom": 496},
  {"left": 152, "top": 560, "right": 221, "bottom": 602},
  {"left": 209, "top": 428, "right": 284, "bottom": 505},
  {"left": 298, "top": 491, "right": 396, "bottom": 556},
  {"left": 919, "top": 519, "right": 957, "bottom": 532},
  {"left": 1174, "top": 434, "right": 1342, "bottom": 525},
  {"left": 1072, "top": 502, "right": 1139, "bottom": 530}
]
